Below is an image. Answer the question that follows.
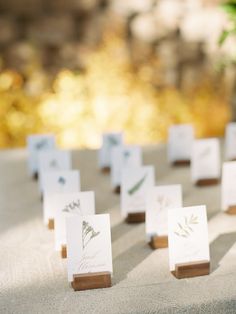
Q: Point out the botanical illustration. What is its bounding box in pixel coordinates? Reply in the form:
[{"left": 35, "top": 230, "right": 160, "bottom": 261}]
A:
[
  {"left": 62, "top": 200, "right": 80, "bottom": 213},
  {"left": 199, "top": 146, "right": 211, "bottom": 160},
  {"left": 128, "top": 173, "right": 147, "bottom": 195},
  {"left": 35, "top": 139, "right": 47, "bottom": 150},
  {"left": 58, "top": 176, "right": 66, "bottom": 185},
  {"left": 156, "top": 195, "right": 172, "bottom": 211},
  {"left": 123, "top": 150, "right": 131, "bottom": 162},
  {"left": 82, "top": 221, "right": 100, "bottom": 249},
  {"left": 108, "top": 136, "right": 119, "bottom": 147},
  {"left": 174, "top": 214, "right": 199, "bottom": 238},
  {"left": 49, "top": 159, "right": 59, "bottom": 169}
]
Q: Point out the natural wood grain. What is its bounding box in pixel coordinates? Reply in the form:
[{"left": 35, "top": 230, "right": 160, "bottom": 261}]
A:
[
  {"left": 149, "top": 235, "right": 168, "bottom": 249},
  {"left": 172, "top": 260, "right": 210, "bottom": 279},
  {"left": 71, "top": 272, "right": 111, "bottom": 291},
  {"left": 195, "top": 178, "right": 220, "bottom": 186},
  {"left": 61, "top": 244, "right": 67, "bottom": 259},
  {"left": 172, "top": 160, "right": 190, "bottom": 166},
  {"left": 226, "top": 205, "right": 236, "bottom": 215},
  {"left": 126, "top": 212, "right": 145, "bottom": 223},
  {"left": 47, "top": 218, "right": 54, "bottom": 230}
]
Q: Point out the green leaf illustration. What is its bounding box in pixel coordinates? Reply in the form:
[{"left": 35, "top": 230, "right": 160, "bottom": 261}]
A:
[
  {"left": 127, "top": 173, "right": 147, "bottom": 195},
  {"left": 82, "top": 221, "right": 100, "bottom": 249},
  {"left": 108, "top": 136, "right": 118, "bottom": 146},
  {"left": 174, "top": 214, "right": 199, "bottom": 238}
]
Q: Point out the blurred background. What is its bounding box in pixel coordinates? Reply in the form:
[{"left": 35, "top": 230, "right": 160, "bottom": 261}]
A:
[{"left": 0, "top": 0, "right": 235, "bottom": 149}]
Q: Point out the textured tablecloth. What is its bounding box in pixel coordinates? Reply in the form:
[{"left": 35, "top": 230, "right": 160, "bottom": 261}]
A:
[{"left": 1, "top": 144, "right": 236, "bottom": 314}]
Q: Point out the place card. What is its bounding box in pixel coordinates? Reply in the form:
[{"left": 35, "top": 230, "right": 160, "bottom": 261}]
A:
[
  {"left": 38, "top": 149, "right": 72, "bottom": 192},
  {"left": 146, "top": 184, "right": 182, "bottom": 248},
  {"left": 66, "top": 214, "right": 113, "bottom": 291},
  {"left": 54, "top": 191, "right": 95, "bottom": 258},
  {"left": 43, "top": 170, "right": 81, "bottom": 227},
  {"left": 27, "top": 134, "right": 55, "bottom": 177},
  {"left": 121, "top": 165, "right": 155, "bottom": 223},
  {"left": 168, "top": 124, "right": 194, "bottom": 165},
  {"left": 111, "top": 145, "right": 142, "bottom": 193},
  {"left": 225, "top": 122, "right": 236, "bottom": 161},
  {"left": 98, "top": 132, "right": 123, "bottom": 171},
  {"left": 191, "top": 138, "right": 220, "bottom": 185},
  {"left": 222, "top": 161, "right": 236, "bottom": 214},
  {"left": 168, "top": 205, "right": 210, "bottom": 279}
]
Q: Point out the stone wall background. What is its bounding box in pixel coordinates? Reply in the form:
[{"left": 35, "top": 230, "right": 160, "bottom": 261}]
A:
[{"left": 0, "top": 0, "right": 234, "bottom": 91}]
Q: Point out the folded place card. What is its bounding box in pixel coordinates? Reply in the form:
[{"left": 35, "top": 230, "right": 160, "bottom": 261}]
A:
[
  {"left": 43, "top": 170, "right": 81, "bottom": 226},
  {"left": 98, "top": 132, "right": 123, "bottom": 170},
  {"left": 54, "top": 191, "right": 95, "bottom": 257},
  {"left": 225, "top": 122, "right": 236, "bottom": 161},
  {"left": 191, "top": 138, "right": 221, "bottom": 185},
  {"left": 168, "top": 124, "right": 194, "bottom": 165},
  {"left": 111, "top": 145, "right": 142, "bottom": 192},
  {"left": 146, "top": 185, "right": 182, "bottom": 248},
  {"left": 168, "top": 205, "right": 210, "bottom": 279},
  {"left": 66, "top": 214, "right": 113, "bottom": 291},
  {"left": 27, "top": 134, "right": 55, "bottom": 176},
  {"left": 121, "top": 166, "right": 155, "bottom": 222},
  {"left": 38, "top": 149, "right": 72, "bottom": 192},
  {"left": 222, "top": 161, "right": 236, "bottom": 214}
]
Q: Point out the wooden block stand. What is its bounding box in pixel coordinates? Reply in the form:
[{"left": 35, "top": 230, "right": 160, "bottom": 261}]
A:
[
  {"left": 172, "top": 160, "right": 190, "bottom": 166},
  {"left": 126, "top": 212, "right": 145, "bottom": 223},
  {"left": 172, "top": 260, "right": 210, "bottom": 279},
  {"left": 47, "top": 218, "right": 54, "bottom": 230},
  {"left": 149, "top": 235, "right": 168, "bottom": 249},
  {"left": 101, "top": 167, "right": 110, "bottom": 174},
  {"left": 226, "top": 205, "right": 236, "bottom": 215},
  {"left": 113, "top": 186, "right": 121, "bottom": 194},
  {"left": 71, "top": 272, "right": 111, "bottom": 291},
  {"left": 61, "top": 244, "right": 67, "bottom": 258},
  {"left": 195, "top": 178, "right": 219, "bottom": 186}
]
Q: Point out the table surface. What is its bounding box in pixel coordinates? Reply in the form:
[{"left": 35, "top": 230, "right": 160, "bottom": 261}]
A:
[{"left": 1, "top": 144, "right": 236, "bottom": 314}]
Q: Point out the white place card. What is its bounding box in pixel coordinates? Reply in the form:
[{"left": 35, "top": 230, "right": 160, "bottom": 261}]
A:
[
  {"left": 111, "top": 145, "right": 142, "bottom": 189},
  {"left": 38, "top": 149, "right": 72, "bottom": 192},
  {"left": 121, "top": 166, "right": 155, "bottom": 217},
  {"left": 66, "top": 214, "right": 113, "bottom": 282},
  {"left": 191, "top": 138, "right": 220, "bottom": 183},
  {"left": 168, "top": 205, "right": 210, "bottom": 272},
  {"left": 221, "top": 161, "right": 236, "bottom": 211},
  {"left": 54, "top": 191, "right": 95, "bottom": 251},
  {"left": 98, "top": 132, "right": 123, "bottom": 169},
  {"left": 27, "top": 134, "right": 55, "bottom": 175},
  {"left": 146, "top": 185, "right": 182, "bottom": 240},
  {"left": 168, "top": 124, "right": 194, "bottom": 163},
  {"left": 225, "top": 122, "right": 236, "bottom": 161},
  {"left": 43, "top": 170, "right": 81, "bottom": 224}
]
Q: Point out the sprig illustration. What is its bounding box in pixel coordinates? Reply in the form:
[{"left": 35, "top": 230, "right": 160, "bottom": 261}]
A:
[
  {"left": 35, "top": 139, "right": 47, "bottom": 150},
  {"left": 156, "top": 195, "right": 171, "bottom": 211},
  {"left": 82, "top": 221, "right": 100, "bottom": 249},
  {"left": 127, "top": 173, "right": 147, "bottom": 195},
  {"left": 108, "top": 136, "right": 118, "bottom": 146},
  {"left": 62, "top": 200, "right": 80, "bottom": 213},
  {"left": 49, "top": 159, "right": 58, "bottom": 169},
  {"left": 58, "top": 176, "right": 66, "bottom": 185},
  {"left": 174, "top": 214, "right": 198, "bottom": 238},
  {"left": 199, "top": 147, "right": 211, "bottom": 159}
]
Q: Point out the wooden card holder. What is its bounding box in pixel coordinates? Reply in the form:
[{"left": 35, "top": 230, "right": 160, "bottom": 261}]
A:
[
  {"left": 149, "top": 235, "right": 168, "bottom": 249},
  {"left": 47, "top": 218, "right": 54, "bottom": 230},
  {"left": 172, "top": 260, "right": 210, "bottom": 279},
  {"left": 195, "top": 178, "right": 219, "bottom": 186},
  {"left": 226, "top": 205, "right": 236, "bottom": 215},
  {"left": 172, "top": 160, "right": 190, "bottom": 166},
  {"left": 71, "top": 271, "right": 111, "bottom": 291},
  {"left": 61, "top": 244, "right": 67, "bottom": 258},
  {"left": 113, "top": 185, "right": 121, "bottom": 194},
  {"left": 101, "top": 167, "right": 110, "bottom": 174},
  {"left": 33, "top": 172, "right": 38, "bottom": 180},
  {"left": 126, "top": 212, "right": 145, "bottom": 223}
]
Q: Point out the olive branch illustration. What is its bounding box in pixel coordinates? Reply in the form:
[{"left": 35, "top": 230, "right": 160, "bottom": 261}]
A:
[
  {"left": 156, "top": 195, "right": 172, "bottom": 211},
  {"left": 82, "top": 221, "right": 100, "bottom": 249},
  {"left": 174, "top": 214, "right": 199, "bottom": 238},
  {"left": 127, "top": 173, "right": 147, "bottom": 195}
]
